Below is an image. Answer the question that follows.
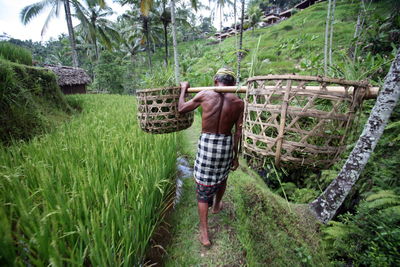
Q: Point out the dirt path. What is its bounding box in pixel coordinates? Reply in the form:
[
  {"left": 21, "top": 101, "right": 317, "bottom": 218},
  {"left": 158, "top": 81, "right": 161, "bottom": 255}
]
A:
[{"left": 162, "top": 116, "right": 247, "bottom": 266}]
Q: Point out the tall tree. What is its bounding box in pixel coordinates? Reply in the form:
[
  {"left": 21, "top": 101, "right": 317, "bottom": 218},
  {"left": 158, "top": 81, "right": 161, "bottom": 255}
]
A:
[
  {"left": 170, "top": 0, "right": 199, "bottom": 83},
  {"left": 328, "top": 0, "right": 336, "bottom": 66},
  {"left": 323, "top": 0, "right": 332, "bottom": 75},
  {"left": 237, "top": 0, "right": 245, "bottom": 84},
  {"left": 20, "top": 0, "right": 79, "bottom": 67},
  {"left": 215, "top": 0, "right": 232, "bottom": 45},
  {"left": 170, "top": 0, "right": 180, "bottom": 83},
  {"left": 247, "top": 5, "right": 262, "bottom": 36},
  {"left": 73, "top": 0, "right": 119, "bottom": 61},
  {"left": 309, "top": 48, "right": 400, "bottom": 223},
  {"left": 159, "top": 0, "right": 171, "bottom": 65}
]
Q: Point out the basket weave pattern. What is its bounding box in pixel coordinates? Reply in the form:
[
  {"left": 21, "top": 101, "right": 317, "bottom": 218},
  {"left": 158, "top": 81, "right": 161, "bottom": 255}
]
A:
[
  {"left": 136, "top": 87, "right": 194, "bottom": 134},
  {"left": 243, "top": 75, "right": 368, "bottom": 169}
]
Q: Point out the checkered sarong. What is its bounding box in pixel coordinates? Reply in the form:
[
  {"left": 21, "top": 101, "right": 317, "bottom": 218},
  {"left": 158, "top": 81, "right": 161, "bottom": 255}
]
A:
[{"left": 194, "top": 133, "right": 233, "bottom": 186}]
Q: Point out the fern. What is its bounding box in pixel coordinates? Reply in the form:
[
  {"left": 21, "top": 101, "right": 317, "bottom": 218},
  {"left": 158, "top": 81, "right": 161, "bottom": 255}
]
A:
[{"left": 364, "top": 190, "right": 400, "bottom": 216}]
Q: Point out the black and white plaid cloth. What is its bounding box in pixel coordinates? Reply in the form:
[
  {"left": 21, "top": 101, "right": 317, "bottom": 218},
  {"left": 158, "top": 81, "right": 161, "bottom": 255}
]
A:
[{"left": 194, "top": 133, "right": 233, "bottom": 186}]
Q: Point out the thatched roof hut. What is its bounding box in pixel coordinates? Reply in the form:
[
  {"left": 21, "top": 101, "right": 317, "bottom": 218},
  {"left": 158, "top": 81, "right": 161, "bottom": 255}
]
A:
[{"left": 45, "top": 64, "right": 91, "bottom": 94}]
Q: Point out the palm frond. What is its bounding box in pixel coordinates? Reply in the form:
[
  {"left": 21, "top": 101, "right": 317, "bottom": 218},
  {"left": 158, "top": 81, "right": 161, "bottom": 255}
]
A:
[
  {"left": 20, "top": 0, "right": 50, "bottom": 25},
  {"left": 97, "top": 27, "right": 113, "bottom": 50},
  {"left": 41, "top": 4, "right": 57, "bottom": 36}
]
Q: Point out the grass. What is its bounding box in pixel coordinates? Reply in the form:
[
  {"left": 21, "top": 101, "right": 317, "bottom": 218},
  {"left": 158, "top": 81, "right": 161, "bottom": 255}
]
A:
[
  {"left": 0, "top": 41, "right": 32, "bottom": 66},
  {"left": 0, "top": 59, "right": 71, "bottom": 144},
  {"left": 0, "top": 95, "right": 178, "bottom": 266},
  {"left": 164, "top": 115, "right": 329, "bottom": 266}
]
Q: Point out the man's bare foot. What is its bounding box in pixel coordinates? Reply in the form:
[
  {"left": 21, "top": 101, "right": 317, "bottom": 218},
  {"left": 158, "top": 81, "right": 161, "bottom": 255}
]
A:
[
  {"left": 212, "top": 201, "right": 223, "bottom": 214},
  {"left": 199, "top": 233, "right": 211, "bottom": 247}
]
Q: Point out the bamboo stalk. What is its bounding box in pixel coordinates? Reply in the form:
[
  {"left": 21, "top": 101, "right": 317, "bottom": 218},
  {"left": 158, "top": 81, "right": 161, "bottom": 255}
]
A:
[
  {"left": 275, "top": 80, "right": 292, "bottom": 166},
  {"left": 187, "top": 86, "right": 379, "bottom": 99}
]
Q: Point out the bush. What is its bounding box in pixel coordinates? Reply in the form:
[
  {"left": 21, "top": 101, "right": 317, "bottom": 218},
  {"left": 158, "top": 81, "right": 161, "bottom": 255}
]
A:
[{"left": 0, "top": 42, "right": 32, "bottom": 66}]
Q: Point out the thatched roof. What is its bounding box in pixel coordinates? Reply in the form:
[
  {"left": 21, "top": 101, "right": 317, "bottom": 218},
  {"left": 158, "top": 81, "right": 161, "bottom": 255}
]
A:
[{"left": 44, "top": 64, "right": 91, "bottom": 86}]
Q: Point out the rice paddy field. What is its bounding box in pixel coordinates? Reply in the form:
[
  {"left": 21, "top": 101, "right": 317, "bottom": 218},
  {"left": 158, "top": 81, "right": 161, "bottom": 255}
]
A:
[{"left": 0, "top": 94, "right": 177, "bottom": 266}]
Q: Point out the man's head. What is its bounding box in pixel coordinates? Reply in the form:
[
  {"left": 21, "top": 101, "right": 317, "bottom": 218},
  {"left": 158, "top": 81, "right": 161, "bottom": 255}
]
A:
[{"left": 214, "top": 67, "right": 236, "bottom": 86}]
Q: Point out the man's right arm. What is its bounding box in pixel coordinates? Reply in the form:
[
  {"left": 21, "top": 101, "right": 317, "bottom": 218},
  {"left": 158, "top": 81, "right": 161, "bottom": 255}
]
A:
[
  {"left": 231, "top": 102, "right": 244, "bottom": 171},
  {"left": 178, "top": 82, "right": 203, "bottom": 114}
]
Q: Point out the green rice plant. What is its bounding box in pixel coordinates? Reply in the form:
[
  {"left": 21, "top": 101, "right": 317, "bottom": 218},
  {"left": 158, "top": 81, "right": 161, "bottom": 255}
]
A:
[
  {"left": 0, "top": 95, "right": 177, "bottom": 266},
  {"left": 0, "top": 42, "right": 32, "bottom": 66}
]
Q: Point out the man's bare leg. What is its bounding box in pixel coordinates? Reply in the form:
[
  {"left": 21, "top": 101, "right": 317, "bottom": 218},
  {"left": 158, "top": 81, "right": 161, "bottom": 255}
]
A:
[
  {"left": 198, "top": 202, "right": 211, "bottom": 247},
  {"left": 212, "top": 180, "right": 227, "bottom": 214}
]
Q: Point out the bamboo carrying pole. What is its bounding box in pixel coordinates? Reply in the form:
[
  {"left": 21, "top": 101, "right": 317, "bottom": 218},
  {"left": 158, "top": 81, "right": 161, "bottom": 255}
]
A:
[{"left": 186, "top": 86, "right": 379, "bottom": 99}]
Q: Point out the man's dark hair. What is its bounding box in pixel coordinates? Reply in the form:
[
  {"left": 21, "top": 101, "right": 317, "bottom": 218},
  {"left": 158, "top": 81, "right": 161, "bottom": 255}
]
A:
[{"left": 214, "top": 74, "right": 236, "bottom": 86}]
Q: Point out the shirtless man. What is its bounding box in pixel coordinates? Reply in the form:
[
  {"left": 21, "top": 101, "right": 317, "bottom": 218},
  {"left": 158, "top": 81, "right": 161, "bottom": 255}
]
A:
[{"left": 178, "top": 68, "right": 244, "bottom": 247}]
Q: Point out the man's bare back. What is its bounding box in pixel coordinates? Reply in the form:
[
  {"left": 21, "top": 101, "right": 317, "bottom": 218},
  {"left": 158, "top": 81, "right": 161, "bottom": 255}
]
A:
[
  {"left": 192, "top": 90, "right": 243, "bottom": 135},
  {"left": 178, "top": 81, "right": 244, "bottom": 170}
]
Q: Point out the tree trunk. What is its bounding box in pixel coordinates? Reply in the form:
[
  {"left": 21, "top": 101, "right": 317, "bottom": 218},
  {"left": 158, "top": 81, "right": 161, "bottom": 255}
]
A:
[
  {"left": 324, "top": 0, "right": 332, "bottom": 76},
  {"left": 352, "top": 0, "right": 365, "bottom": 61},
  {"left": 94, "top": 39, "right": 99, "bottom": 61},
  {"left": 234, "top": 0, "right": 238, "bottom": 53},
  {"left": 219, "top": 5, "right": 223, "bottom": 46},
  {"left": 309, "top": 48, "right": 400, "bottom": 224},
  {"left": 170, "top": 0, "right": 180, "bottom": 83},
  {"left": 143, "top": 16, "right": 152, "bottom": 70},
  {"left": 63, "top": 0, "right": 79, "bottom": 67},
  {"left": 163, "top": 22, "right": 169, "bottom": 66},
  {"left": 237, "top": 0, "right": 245, "bottom": 84},
  {"left": 234, "top": 0, "right": 238, "bottom": 85},
  {"left": 328, "top": 0, "right": 336, "bottom": 66}
]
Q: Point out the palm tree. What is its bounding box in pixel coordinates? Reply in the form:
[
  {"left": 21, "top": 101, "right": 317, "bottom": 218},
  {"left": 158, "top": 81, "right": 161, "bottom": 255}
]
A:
[
  {"left": 237, "top": 0, "right": 245, "bottom": 84},
  {"left": 73, "top": 0, "right": 120, "bottom": 61},
  {"left": 20, "top": 0, "right": 79, "bottom": 67},
  {"left": 170, "top": 0, "right": 200, "bottom": 83},
  {"left": 158, "top": 0, "right": 171, "bottom": 65},
  {"left": 215, "top": 0, "right": 232, "bottom": 44},
  {"left": 153, "top": 1, "right": 190, "bottom": 66},
  {"left": 170, "top": 0, "right": 180, "bottom": 83},
  {"left": 247, "top": 5, "right": 262, "bottom": 36},
  {"left": 119, "top": 10, "right": 144, "bottom": 63},
  {"left": 309, "top": 48, "right": 400, "bottom": 223}
]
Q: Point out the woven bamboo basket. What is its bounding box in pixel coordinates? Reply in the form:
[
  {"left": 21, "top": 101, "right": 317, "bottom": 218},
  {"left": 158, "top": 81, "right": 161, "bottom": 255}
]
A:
[
  {"left": 243, "top": 75, "right": 370, "bottom": 169},
  {"left": 136, "top": 87, "right": 194, "bottom": 134}
]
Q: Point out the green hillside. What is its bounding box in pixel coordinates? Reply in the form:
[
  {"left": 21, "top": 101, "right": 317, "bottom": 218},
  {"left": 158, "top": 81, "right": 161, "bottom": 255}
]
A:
[{"left": 144, "top": 0, "right": 395, "bottom": 87}]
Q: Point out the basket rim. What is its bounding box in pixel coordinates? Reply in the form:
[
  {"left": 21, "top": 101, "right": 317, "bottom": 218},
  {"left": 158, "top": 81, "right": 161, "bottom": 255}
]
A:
[
  {"left": 246, "top": 74, "right": 370, "bottom": 87},
  {"left": 136, "top": 86, "right": 180, "bottom": 93}
]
